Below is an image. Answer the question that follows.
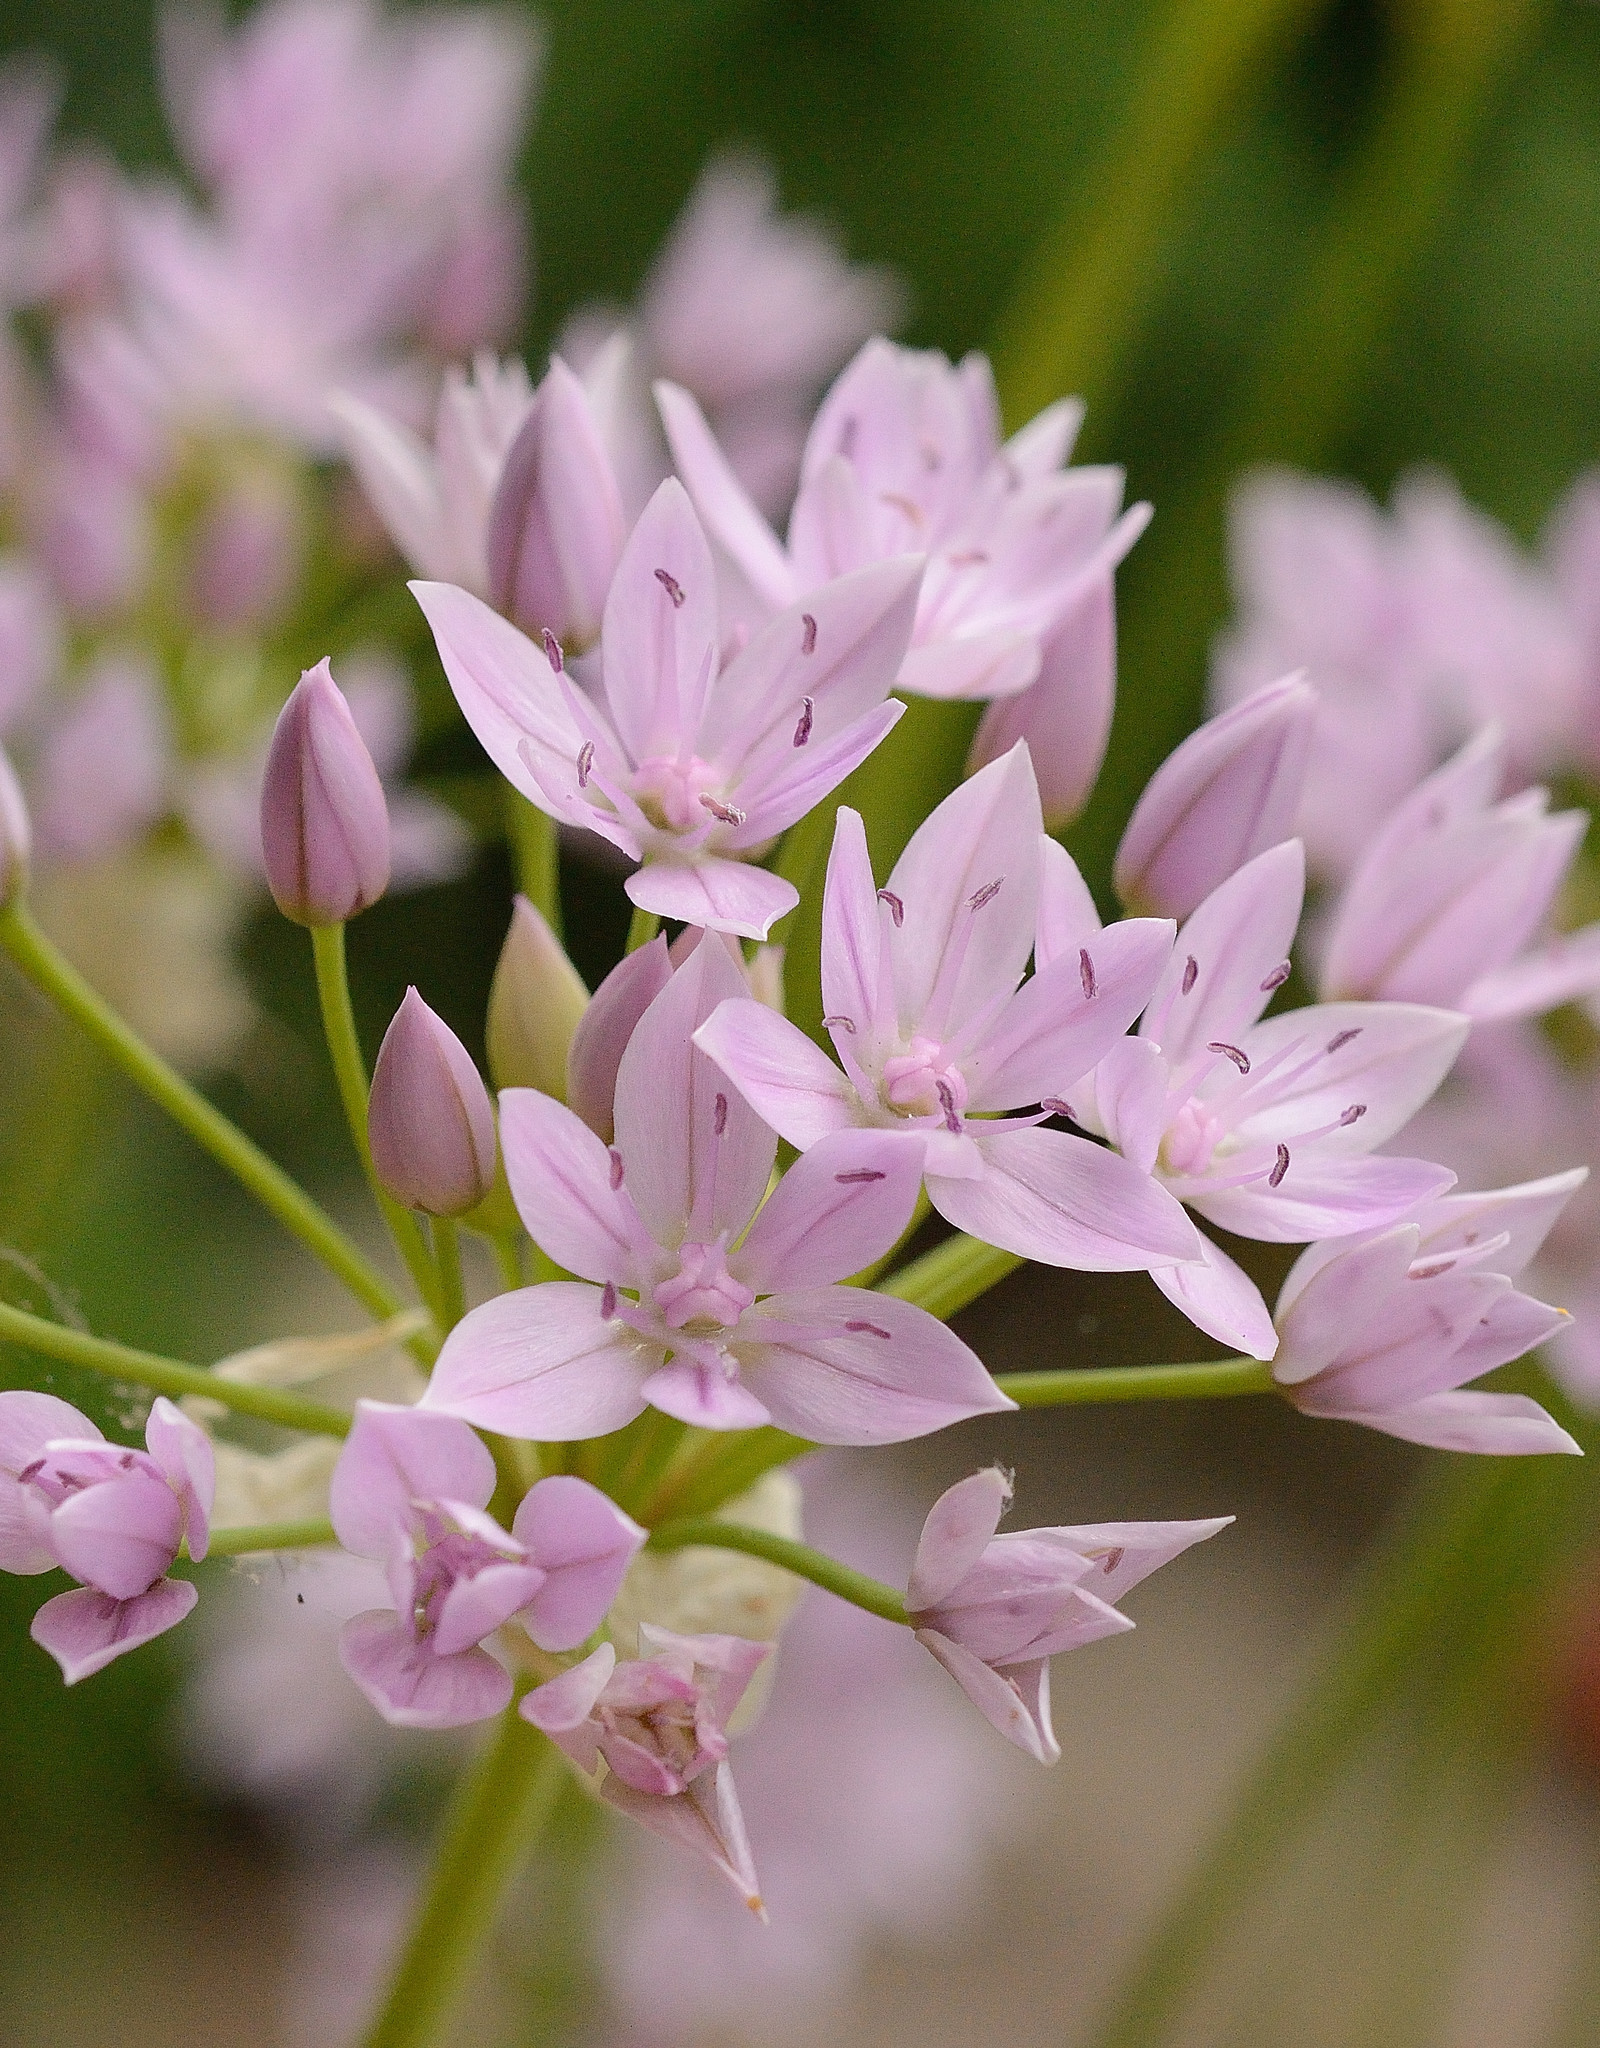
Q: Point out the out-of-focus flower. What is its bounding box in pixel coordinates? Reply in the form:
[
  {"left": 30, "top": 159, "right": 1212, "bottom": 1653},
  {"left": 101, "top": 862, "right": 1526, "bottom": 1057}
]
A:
[
  {"left": 31, "top": 656, "right": 170, "bottom": 861},
  {"left": 416, "top": 478, "right": 919, "bottom": 939},
  {"left": 425, "top": 934, "right": 1010, "bottom": 1442},
  {"left": 697, "top": 745, "right": 1203, "bottom": 1274},
  {"left": 1317, "top": 726, "right": 1600, "bottom": 1021},
  {"left": 0, "top": 1390, "right": 213, "bottom": 1681},
  {"left": 0, "top": 54, "right": 60, "bottom": 310},
  {"left": 522, "top": 1623, "right": 770, "bottom": 1912},
  {"left": 1214, "top": 468, "right": 1587, "bottom": 875},
  {"left": 1272, "top": 1175, "right": 1583, "bottom": 1454},
  {"left": 368, "top": 987, "right": 497, "bottom": 1216},
  {"left": 330, "top": 1399, "right": 645, "bottom": 1728},
  {"left": 907, "top": 1468, "right": 1230, "bottom": 1764},
  {"left": 1113, "top": 673, "right": 1316, "bottom": 921},
  {"left": 1062, "top": 841, "right": 1465, "bottom": 1357},
  {"left": 0, "top": 739, "right": 30, "bottom": 908},
  {"left": 259, "top": 656, "right": 391, "bottom": 925}
]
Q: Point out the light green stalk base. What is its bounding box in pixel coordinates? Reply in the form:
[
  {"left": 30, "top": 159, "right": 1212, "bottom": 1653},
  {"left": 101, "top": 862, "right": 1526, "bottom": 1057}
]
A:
[
  {"left": 202, "top": 1517, "right": 336, "bottom": 1557},
  {"left": 649, "top": 1517, "right": 910, "bottom": 1625},
  {"left": 624, "top": 903, "right": 661, "bottom": 954}
]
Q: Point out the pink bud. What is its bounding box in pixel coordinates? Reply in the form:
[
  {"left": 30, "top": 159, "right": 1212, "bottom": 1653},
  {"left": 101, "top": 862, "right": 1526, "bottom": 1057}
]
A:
[
  {"left": 486, "top": 895, "right": 590, "bottom": 1096},
  {"left": 260, "top": 659, "right": 392, "bottom": 926},
  {"left": 368, "top": 989, "right": 497, "bottom": 1216},
  {"left": 1113, "top": 673, "right": 1315, "bottom": 919},
  {"left": 485, "top": 357, "right": 626, "bottom": 651},
  {"left": 0, "top": 742, "right": 30, "bottom": 910},
  {"left": 565, "top": 934, "right": 672, "bottom": 1142}
]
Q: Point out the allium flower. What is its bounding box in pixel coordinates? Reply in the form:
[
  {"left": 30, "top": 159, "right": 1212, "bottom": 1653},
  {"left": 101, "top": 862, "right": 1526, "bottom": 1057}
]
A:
[
  {"left": 1317, "top": 725, "right": 1600, "bottom": 1022},
  {"left": 1061, "top": 840, "right": 1467, "bottom": 1356},
  {"left": 0, "top": 1390, "right": 214, "bottom": 1682},
  {"left": 329, "top": 1400, "right": 645, "bottom": 1729},
  {"left": 907, "top": 1469, "right": 1230, "bottom": 1764},
  {"left": 522, "top": 1623, "right": 771, "bottom": 1912},
  {"left": 414, "top": 477, "right": 919, "bottom": 939},
  {"left": 696, "top": 745, "right": 1205, "bottom": 1274},
  {"left": 1272, "top": 1174, "right": 1585, "bottom": 1454},
  {"left": 259, "top": 656, "right": 391, "bottom": 926},
  {"left": 423, "top": 934, "right": 1011, "bottom": 1442},
  {"left": 367, "top": 988, "right": 498, "bottom": 1217}
]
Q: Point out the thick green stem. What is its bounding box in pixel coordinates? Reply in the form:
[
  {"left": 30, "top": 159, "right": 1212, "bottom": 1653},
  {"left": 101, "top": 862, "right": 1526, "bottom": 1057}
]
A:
[
  {"left": 433, "top": 1219, "right": 465, "bottom": 1331},
  {"left": 880, "top": 1232, "right": 1023, "bottom": 1320},
  {"left": 200, "top": 1517, "right": 337, "bottom": 1556},
  {"left": 998, "top": 1356, "right": 1273, "bottom": 1406},
  {"left": 0, "top": 904, "right": 404, "bottom": 1330},
  {"left": 360, "top": 1712, "right": 565, "bottom": 2048},
  {"left": 648, "top": 1517, "right": 910, "bottom": 1626},
  {"left": 310, "top": 922, "right": 444, "bottom": 1347},
  {"left": 0, "top": 1299, "right": 350, "bottom": 1436},
  {"left": 504, "top": 788, "right": 561, "bottom": 936},
  {"left": 624, "top": 903, "right": 660, "bottom": 955}
]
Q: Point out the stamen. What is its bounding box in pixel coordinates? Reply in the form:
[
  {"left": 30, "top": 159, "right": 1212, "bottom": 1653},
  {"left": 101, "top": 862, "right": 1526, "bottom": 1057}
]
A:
[
  {"left": 801, "top": 613, "right": 817, "bottom": 656},
  {"left": 793, "top": 695, "right": 814, "bottom": 747},
  {"left": 1259, "top": 961, "right": 1291, "bottom": 993},
  {"left": 1410, "top": 1259, "right": 1456, "bottom": 1280},
  {"left": 835, "top": 1168, "right": 886, "bottom": 1184},
  {"left": 1269, "top": 1144, "right": 1290, "bottom": 1188},
  {"left": 541, "top": 628, "right": 564, "bottom": 672},
  {"left": 713, "top": 1093, "right": 728, "bottom": 1137},
  {"left": 935, "top": 1078, "right": 963, "bottom": 1134},
  {"left": 700, "top": 792, "right": 747, "bottom": 826},
  {"left": 654, "top": 567, "right": 685, "bottom": 607},
  {"left": 822, "top": 1014, "right": 857, "bottom": 1034},
  {"left": 600, "top": 1282, "right": 618, "bottom": 1319},
  {"left": 1079, "top": 948, "right": 1097, "bottom": 999},
  {"left": 947, "top": 549, "right": 990, "bottom": 567},
  {"left": 879, "top": 491, "right": 923, "bottom": 525},
  {"left": 967, "top": 877, "right": 1003, "bottom": 912},
  {"left": 1207, "top": 1041, "right": 1251, "bottom": 1075},
  {"left": 1326, "top": 1028, "right": 1362, "bottom": 1055},
  {"left": 844, "top": 1319, "right": 892, "bottom": 1338},
  {"left": 1041, "top": 1097, "right": 1072, "bottom": 1116},
  {"left": 1340, "top": 1103, "right": 1367, "bottom": 1126},
  {"left": 576, "top": 741, "right": 594, "bottom": 788},
  {"left": 1102, "top": 1547, "right": 1125, "bottom": 1575},
  {"left": 877, "top": 888, "right": 904, "bottom": 926},
  {"left": 838, "top": 417, "right": 858, "bottom": 461},
  {"left": 609, "top": 1148, "right": 624, "bottom": 1190},
  {"left": 1182, "top": 955, "right": 1199, "bottom": 995}
]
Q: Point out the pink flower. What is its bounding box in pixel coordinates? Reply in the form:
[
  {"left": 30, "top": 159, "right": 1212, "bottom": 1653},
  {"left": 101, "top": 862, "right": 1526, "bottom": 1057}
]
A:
[
  {"left": 31, "top": 655, "right": 170, "bottom": 862},
  {"left": 906, "top": 1469, "right": 1230, "bottom": 1764},
  {"left": 522, "top": 1623, "right": 771, "bottom": 1912},
  {"left": 0, "top": 1389, "right": 214, "bottom": 1682},
  {"left": 367, "top": 988, "right": 498, "bottom": 1217},
  {"left": 564, "top": 932, "right": 672, "bottom": 1143},
  {"left": 1317, "top": 725, "right": 1600, "bottom": 1022},
  {"left": 1061, "top": 840, "right": 1467, "bottom": 1357},
  {"left": 423, "top": 935, "right": 1011, "bottom": 1443},
  {"left": 329, "top": 1400, "right": 645, "bottom": 1730},
  {"left": 695, "top": 745, "right": 1204, "bottom": 1275},
  {"left": 259, "top": 657, "right": 391, "bottom": 927},
  {"left": 1272, "top": 1174, "right": 1585, "bottom": 1455},
  {"left": 414, "top": 477, "right": 919, "bottom": 939}
]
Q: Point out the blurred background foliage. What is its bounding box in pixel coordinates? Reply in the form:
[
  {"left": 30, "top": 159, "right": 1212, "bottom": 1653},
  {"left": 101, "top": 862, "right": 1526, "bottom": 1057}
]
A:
[{"left": 4, "top": 1, "right": 1600, "bottom": 2042}]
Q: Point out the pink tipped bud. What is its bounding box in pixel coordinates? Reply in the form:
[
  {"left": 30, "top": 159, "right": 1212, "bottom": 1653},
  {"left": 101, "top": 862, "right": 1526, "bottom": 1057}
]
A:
[
  {"left": 486, "top": 357, "right": 626, "bottom": 651},
  {"left": 565, "top": 935, "right": 673, "bottom": 1142},
  {"left": 260, "top": 659, "right": 391, "bottom": 926},
  {"left": 486, "top": 895, "right": 590, "bottom": 1096},
  {"left": 368, "top": 989, "right": 497, "bottom": 1216},
  {"left": 0, "top": 742, "right": 30, "bottom": 911},
  {"left": 1114, "top": 673, "right": 1316, "bottom": 920}
]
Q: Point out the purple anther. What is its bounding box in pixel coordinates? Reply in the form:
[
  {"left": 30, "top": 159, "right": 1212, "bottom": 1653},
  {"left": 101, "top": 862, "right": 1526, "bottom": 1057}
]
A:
[
  {"left": 541, "top": 628, "right": 564, "bottom": 673},
  {"left": 877, "top": 888, "right": 904, "bottom": 927},
  {"left": 1102, "top": 1547, "right": 1125, "bottom": 1576},
  {"left": 576, "top": 741, "right": 594, "bottom": 789},
  {"left": 1079, "top": 947, "right": 1097, "bottom": 1000},
  {"left": 800, "top": 613, "right": 817, "bottom": 656},
  {"left": 1269, "top": 1144, "right": 1290, "bottom": 1188},
  {"left": 838, "top": 416, "right": 859, "bottom": 461},
  {"left": 600, "top": 1282, "right": 618, "bottom": 1319},
  {"left": 1040, "top": 1097, "right": 1072, "bottom": 1116},
  {"left": 834, "top": 1168, "right": 886, "bottom": 1185},
  {"left": 713, "top": 1093, "right": 728, "bottom": 1137},
  {"left": 1182, "top": 955, "right": 1199, "bottom": 995},
  {"left": 1326, "top": 1028, "right": 1362, "bottom": 1055},
  {"left": 1207, "top": 1041, "right": 1251, "bottom": 1075},
  {"left": 936, "top": 1079, "right": 963, "bottom": 1134},
  {"left": 608, "top": 1148, "right": 624, "bottom": 1191},
  {"left": 1409, "top": 1259, "right": 1456, "bottom": 1281},
  {"left": 793, "top": 695, "right": 814, "bottom": 748},
  {"left": 1340, "top": 1103, "right": 1367, "bottom": 1126},
  {"left": 700, "top": 793, "right": 747, "bottom": 826},
  {"left": 822, "top": 1014, "right": 857, "bottom": 1034},
  {"left": 947, "top": 549, "right": 990, "bottom": 568},
  {"left": 844, "top": 1320, "right": 892, "bottom": 1339},
  {"left": 654, "top": 567, "right": 685, "bottom": 608},
  {"left": 967, "top": 877, "right": 1003, "bottom": 913},
  {"left": 1259, "top": 961, "right": 1291, "bottom": 993}
]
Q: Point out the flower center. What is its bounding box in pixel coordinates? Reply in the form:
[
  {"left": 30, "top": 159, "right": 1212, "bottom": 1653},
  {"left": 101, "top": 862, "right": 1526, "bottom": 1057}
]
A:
[
  {"left": 881, "top": 1035, "right": 969, "bottom": 1129},
  {"left": 631, "top": 754, "right": 736, "bottom": 835},
  {"left": 653, "top": 1240, "right": 756, "bottom": 1333},
  {"left": 1160, "top": 1098, "right": 1228, "bottom": 1177},
  {"left": 409, "top": 1510, "right": 528, "bottom": 1639}
]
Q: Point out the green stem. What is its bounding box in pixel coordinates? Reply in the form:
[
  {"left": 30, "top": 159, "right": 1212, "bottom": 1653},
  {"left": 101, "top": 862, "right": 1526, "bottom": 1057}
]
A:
[
  {"left": 200, "top": 1517, "right": 337, "bottom": 1556},
  {"left": 504, "top": 788, "right": 561, "bottom": 936},
  {"left": 310, "top": 922, "right": 444, "bottom": 1346},
  {"left": 997, "top": 1356, "right": 1272, "bottom": 1406},
  {"left": 880, "top": 1232, "right": 1023, "bottom": 1320},
  {"left": 434, "top": 1219, "right": 465, "bottom": 1331},
  {"left": 0, "top": 904, "right": 404, "bottom": 1330},
  {"left": 489, "top": 1229, "right": 524, "bottom": 1292},
  {"left": 624, "top": 903, "right": 660, "bottom": 955},
  {"left": 0, "top": 1299, "right": 350, "bottom": 1436},
  {"left": 648, "top": 1517, "right": 909, "bottom": 1626},
  {"left": 360, "top": 1712, "right": 565, "bottom": 2048}
]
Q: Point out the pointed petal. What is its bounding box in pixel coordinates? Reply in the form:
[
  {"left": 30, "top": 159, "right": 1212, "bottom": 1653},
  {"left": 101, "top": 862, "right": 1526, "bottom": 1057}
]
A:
[
  {"left": 31, "top": 1579, "right": 198, "bottom": 1684},
  {"left": 1227, "top": 1002, "right": 1471, "bottom": 1155},
  {"left": 907, "top": 1468, "right": 1011, "bottom": 1610},
  {"left": 1193, "top": 1152, "right": 1455, "bottom": 1244},
  {"left": 1092, "top": 1035, "right": 1171, "bottom": 1174},
  {"left": 694, "top": 996, "right": 859, "bottom": 1149},
  {"left": 741, "top": 1286, "right": 1013, "bottom": 1445},
  {"left": 1050, "top": 1517, "right": 1233, "bottom": 1609},
  {"left": 1334, "top": 1389, "right": 1581, "bottom": 1455},
  {"left": 329, "top": 1401, "right": 497, "bottom": 1557},
  {"left": 600, "top": 478, "right": 720, "bottom": 763},
  {"left": 0, "top": 1390, "right": 99, "bottom": 1475},
  {"left": 1447, "top": 1288, "right": 1570, "bottom": 1381},
  {"left": 734, "top": 1127, "right": 925, "bottom": 1291},
  {"left": 819, "top": 805, "right": 892, "bottom": 1057},
  {"left": 623, "top": 856, "right": 798, "bottom": 942},
  {"left": 144, "top": 1396, "right": 215, "bottom": 1562},
  {"left": 331, "top": 394, "right": 453, "bottom": 580},
  {"left": 566, "top": 935, "right": 673, "bottom": 1143},
  {"left": 640, "top": 1357, "right": 775, "bottom": 1431},
  {"left": 969, "top": 577, "right": 1116, "bottom": 831},
  {"left": 339, "top": 1610, "right": 511, "bottom": 1729},
  {"left": 519, "top": 1641, "right": 617, "bottom": 1739},
  {"left": 498, "top": 1087, "right": 640, "bottom": 1283},
  {"left": 1151, "top": 1234, "right": 1278, "bottom": 1358},
  {"left": 931, "top": 1128, "right": 1203, "bottom": 1271},
  {"left": 1033, "top": 837, "right": 1102, "bottom": 970},
  {"left": 422, "top": 1285, "right": 652, "bottom": 1441},
  {"left": 1273, "top": 1227, "right": 1421, "bottom": 1385},
  {"left": 1294, "top": 1271, "right": 1513, "bottom": 1413},
  {"left": 655, "top": 380, "right": 795, "bottom": 608},
  {"left": 1464, "top": 924, "right": 1600, "bottom": 1021},
  {"left": 599, "top": 1760, "right": 766, "bottom": 1911},
  {"left": 897, "top": 630, "right": 1041, "bottom": 701},
  {"left": 1142, "top": 841, "right": 1306, "bottom": 1065},
  {"left": 1409, "top": 1170, "right": 1588, "bottom": 1278},
  {"left": 432, "top": 1560, "right": 547, "bottom": 1658},
  {"left": 512, "top": 1477, "right": 646, "bottom": 1652},
  {"left": 916, "top": 1630, "right": 1059, "bottom": 1764}
]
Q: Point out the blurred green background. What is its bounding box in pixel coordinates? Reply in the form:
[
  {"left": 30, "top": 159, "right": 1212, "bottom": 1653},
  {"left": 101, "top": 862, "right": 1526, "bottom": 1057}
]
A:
[{"left": 4, "top": 1, "right": 1600, "bottom": 2042}]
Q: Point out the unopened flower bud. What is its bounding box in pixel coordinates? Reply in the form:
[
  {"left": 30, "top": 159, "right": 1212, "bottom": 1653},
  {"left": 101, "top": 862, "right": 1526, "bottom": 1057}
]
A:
[
  {"left": 1114, "top": 672, "right": 1315, "bottom": 920},
  {"left": 565, "top": 934, "right": 672, "bottom": 1142},
  {"left": 486, "top": 895, "right": 589, "bottom": 1096},
  {"left": 260, "top": 659, "right": 391, "bottom": 926},
  {"left": 368, "top": 988, "right": 497, "bottom": 1216},
  {"left": 0, "top": 742, "right": 31, "bottom": 911}
]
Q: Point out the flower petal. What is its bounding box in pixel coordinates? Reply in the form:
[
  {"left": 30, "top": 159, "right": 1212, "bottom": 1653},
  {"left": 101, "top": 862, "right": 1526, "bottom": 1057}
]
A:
[
  {"left": 1192, "top": 1152, "right": 1456, "bottom": 1245},
  {"left": 600, "top": 478, "right": 720, "bottom": 763},
  {"left": 329, "top": 1402, "right": 497, "bottom": 1559},
  {"left": 1033, "top": 836, "right": 1103, "bottom": 969},
  {"left": 1227, "top": 1001, "right": 1470, "bottom": 1155},
  {"left": 1272, "top": 1227, "right": 1421, "bottom": 1386},
  {"left": 339, "top": 1610, "right": 512, "bottom": 1729},
  {"left": 31, "top": 1579, "right": 198, "bottom": 1684},
  {"left": 694, "top": 996, "right": 859, "bottom": 1149},
  {"left": 654, "top": 380, "right": 795, "bottom": 608},
  {"left": 566, "top": 935, "right": 673, "bottom": 1143},
  {"left": 623, "top": 856, "right": 798, "bottom": 942},
  {"left": 143, "top": 1396, "right": 216, "bottom": 1562},
  {"left": 422, "top": 1285, "right": 653, "bottom": 1441},
  {"left": 48, "top": 1465, "right": 182, "bottom": 1600},
  {"left": 512, "top": 1477, "right": 646, "bottom": 1652},
  {"left": 640, "top": 1356, "right": 776, "bottom": 1431},
  {"left": 733, "top": 1127, "right": 925, "bottom": 1291},
  {"left": 1141, "top": 840, "right": 1305, "bottom": 1066},
  {"left": 599, "top": 1759, "right": 767, "bottom": 1912},
  {"left": 907, "top": 1467, "right": 1012, "bottom": 1610},
  {"left": 1151, "top": 1233, "right": 1279, "bottom": 1358},
  {"left": 499, "top": 1087, "right": 641, "bottom": 1283},
  {"left": 916, "top": 1630, "right": 1059, "bottom": 1764},
  {"left": 1330, "top": 1389, "right": 1580, "bottom": 1456}
]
